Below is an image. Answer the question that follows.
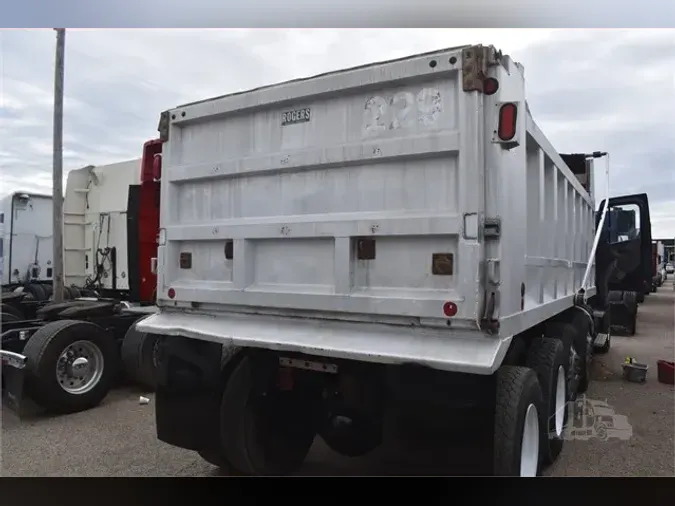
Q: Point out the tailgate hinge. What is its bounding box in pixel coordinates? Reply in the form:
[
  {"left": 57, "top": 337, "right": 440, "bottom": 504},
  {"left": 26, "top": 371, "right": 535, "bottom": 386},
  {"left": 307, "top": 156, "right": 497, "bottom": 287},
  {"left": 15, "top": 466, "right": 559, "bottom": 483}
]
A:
[
  {"left": 462, "top": 45, "right": 503, "bottom": 93},
  {"left": 158, "top": 110, "right": 170, "bottom": 142}
]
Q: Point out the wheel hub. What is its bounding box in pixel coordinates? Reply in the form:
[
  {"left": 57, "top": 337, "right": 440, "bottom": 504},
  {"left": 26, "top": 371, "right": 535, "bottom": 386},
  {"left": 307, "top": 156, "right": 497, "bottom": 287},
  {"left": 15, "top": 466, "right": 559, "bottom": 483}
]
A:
[
  {"left": 56, "top": 340, "right": 105, "bottom": 395},
  {"left": 67, "top": 356, "right": 90, "bottom": 377}
]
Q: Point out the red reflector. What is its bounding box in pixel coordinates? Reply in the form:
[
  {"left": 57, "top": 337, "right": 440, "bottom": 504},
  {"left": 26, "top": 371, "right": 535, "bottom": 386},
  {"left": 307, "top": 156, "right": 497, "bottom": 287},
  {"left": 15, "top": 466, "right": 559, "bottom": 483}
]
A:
[
  {"left": 167, "top": 288, "right": 176, "bottom": 299},
  {"left": 498, "top": 103, "right": 518, "bottom": 141},
  {"left": 483, "top": 78, "right": 499, "bottom": 96},
  {"left": 443, "top": 301, "right": 458, "bottom": 317},
  {"left": 152, "top": 153, "right": 162, "bottom": 181}
]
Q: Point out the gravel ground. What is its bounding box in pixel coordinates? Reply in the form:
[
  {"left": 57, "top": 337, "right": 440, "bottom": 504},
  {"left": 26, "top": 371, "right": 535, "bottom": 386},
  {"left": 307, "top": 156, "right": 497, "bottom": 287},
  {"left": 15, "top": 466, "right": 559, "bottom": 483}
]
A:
[{"left": 2, "top": 285, "right": 673, "bottom": 477}]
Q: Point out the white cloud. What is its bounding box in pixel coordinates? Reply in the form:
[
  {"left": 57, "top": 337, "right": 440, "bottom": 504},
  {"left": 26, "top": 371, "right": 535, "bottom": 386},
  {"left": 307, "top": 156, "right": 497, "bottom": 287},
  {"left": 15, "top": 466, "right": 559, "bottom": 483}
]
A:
[{"left": 0, "top": 28, "right": 674, "bottom": 237}]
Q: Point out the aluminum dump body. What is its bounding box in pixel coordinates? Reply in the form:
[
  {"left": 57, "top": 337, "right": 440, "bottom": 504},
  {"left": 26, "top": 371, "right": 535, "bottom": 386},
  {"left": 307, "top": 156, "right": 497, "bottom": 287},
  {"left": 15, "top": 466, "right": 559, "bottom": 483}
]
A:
[{"left": 139, "top": 45, "right": 596, "bottom": 373}]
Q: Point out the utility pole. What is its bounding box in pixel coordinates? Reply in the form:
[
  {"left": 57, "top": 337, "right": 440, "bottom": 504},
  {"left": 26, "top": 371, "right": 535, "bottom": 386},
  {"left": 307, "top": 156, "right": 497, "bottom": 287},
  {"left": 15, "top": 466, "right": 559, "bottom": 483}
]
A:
[{"left": 52, "top": 28, "right": 66, "bottom": 303}]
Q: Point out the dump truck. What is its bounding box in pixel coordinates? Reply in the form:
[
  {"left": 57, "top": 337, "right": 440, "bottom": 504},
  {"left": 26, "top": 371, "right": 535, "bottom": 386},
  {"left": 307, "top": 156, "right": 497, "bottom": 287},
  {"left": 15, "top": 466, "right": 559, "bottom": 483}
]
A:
[
  {"left": 136, "top": 44, "right": 652, "bottom": 476},
  {"left": 1, "top": 141, "right": 163, "bottom": 414}
]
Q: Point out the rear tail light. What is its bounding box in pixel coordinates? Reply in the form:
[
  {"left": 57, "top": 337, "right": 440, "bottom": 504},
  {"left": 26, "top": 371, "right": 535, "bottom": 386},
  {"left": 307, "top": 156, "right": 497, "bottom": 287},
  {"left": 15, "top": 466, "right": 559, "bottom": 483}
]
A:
[
  {"left": 167, "top": 288, "right": 176, "bottom": 299},
  {"left": 483, "top": 78, "right": 499, "bottom": 96},
  {"left": 498, "top": 103, "right": 518, "bottom": 141}
]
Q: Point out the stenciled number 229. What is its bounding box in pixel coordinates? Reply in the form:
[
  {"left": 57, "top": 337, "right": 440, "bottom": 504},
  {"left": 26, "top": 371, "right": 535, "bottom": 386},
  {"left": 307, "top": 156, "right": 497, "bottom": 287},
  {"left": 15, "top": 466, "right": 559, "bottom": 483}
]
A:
[{"left": 362, "top": 88, "right": 443, "bottom": 138}]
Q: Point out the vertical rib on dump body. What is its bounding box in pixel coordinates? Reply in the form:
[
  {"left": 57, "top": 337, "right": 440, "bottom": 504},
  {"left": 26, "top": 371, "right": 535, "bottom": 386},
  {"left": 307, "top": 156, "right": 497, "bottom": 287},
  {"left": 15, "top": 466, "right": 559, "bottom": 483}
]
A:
[{"left": 149, "top": 45, "right": 596, "bottom": 356}]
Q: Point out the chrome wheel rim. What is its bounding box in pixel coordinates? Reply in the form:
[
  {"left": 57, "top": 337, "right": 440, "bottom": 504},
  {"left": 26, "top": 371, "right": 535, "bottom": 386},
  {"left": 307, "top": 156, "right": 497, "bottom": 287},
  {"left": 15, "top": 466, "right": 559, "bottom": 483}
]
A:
[
  {"left": 554, "top": 365, "right": 566, "bottom": 437},
  {"left": 520, "top": 403, "right": 540, "bottom": 477},
  {"left": 56, "top": 340, "right": 105, "bottom": 394}
]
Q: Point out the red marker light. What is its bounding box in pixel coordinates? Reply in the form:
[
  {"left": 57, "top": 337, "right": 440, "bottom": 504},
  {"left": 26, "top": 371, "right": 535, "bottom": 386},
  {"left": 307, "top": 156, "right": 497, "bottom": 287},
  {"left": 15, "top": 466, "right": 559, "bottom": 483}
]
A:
[
  {"left": 498, "top": 103, "right": 518, "bottom": 141},
  {"left": 483, "top": 78, "right": 499, "bottom": 96},
  {"left": 152, "top": 153, "right": 162, "bottom": 181},
  {"left": 443, "top": 301, "right": 458, "bottom": 317},
  {"left": 167, "top": 288, "right": 176, "bottom": 299}
]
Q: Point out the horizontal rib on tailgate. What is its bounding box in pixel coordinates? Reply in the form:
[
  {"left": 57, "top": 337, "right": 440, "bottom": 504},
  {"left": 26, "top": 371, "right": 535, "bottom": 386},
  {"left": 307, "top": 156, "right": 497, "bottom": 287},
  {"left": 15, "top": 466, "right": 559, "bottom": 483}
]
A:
[{"left": 159, "top": 47, "right": 480, "bottom": 322}]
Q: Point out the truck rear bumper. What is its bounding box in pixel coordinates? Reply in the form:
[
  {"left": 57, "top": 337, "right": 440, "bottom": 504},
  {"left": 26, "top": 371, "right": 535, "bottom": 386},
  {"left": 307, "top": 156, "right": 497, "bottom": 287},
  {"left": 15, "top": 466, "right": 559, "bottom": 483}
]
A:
[{"left": 137, "top": 311, "right": 511, "bottom": 375}]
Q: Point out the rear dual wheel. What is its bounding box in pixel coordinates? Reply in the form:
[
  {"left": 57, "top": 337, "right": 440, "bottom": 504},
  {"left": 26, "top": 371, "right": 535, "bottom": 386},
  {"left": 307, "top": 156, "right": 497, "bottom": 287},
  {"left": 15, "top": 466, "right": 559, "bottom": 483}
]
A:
[
  {"left": 547, "top": 317, "right": 592, "bottom": 399},
  {"left": 526, "top": 338, "right": 568, "bottom": 465},
  {"left": 494, "top": 338, "right": 568, "bottom": 476},
  {"left": 121, "top": 317, "right": 160, "bottom": 391},
  {"left": 199, "top": 356, "right": 319, "bottom": 476},
  {"left": 493, "top": 366, "right": 544, "bottom": 476}
]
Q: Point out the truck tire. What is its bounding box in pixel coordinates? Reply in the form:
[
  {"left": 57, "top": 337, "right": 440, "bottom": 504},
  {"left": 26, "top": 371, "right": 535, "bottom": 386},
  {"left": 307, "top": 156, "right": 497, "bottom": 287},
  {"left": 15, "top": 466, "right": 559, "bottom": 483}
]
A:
[
  {"left": 622, "top": 291, "right": 638, "bottom": 336},
  {"left": 493, "top": 366, "right": 544, "bottom": 477},
  {"left": 23, "top": 319, "right": 120, "bottom": 414},
  {"left": 24, "top": 283, "right": 47, "bottom": 301},
  {"left": 1, "top": 302, "right": 24, "bottom": 321},
  {"left": 547, "top": 319, "right": 591, "bottom": 397},
  {"left": 526, "top": 338, "right": 567, "bottom": 466},
  {"left": 219, "top": 355, "right": 317, "bottom": 475},
  {"left": 121, "top": 317, "right": 160, "bottom": 391}
]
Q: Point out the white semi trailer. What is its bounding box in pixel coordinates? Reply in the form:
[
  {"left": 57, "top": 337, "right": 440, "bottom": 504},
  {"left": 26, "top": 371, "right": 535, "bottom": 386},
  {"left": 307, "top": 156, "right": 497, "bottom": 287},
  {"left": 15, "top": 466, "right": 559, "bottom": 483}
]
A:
[
  {"left": 137, "top": 44, "right": 652, "bottom": 476},
  {"left": 0, "top": 192, "right": 53, "bottom": 288}
]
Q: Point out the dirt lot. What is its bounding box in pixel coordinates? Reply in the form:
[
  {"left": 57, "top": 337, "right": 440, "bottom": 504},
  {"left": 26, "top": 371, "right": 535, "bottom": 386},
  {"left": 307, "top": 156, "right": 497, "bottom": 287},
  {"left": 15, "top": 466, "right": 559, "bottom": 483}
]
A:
[{"left": 2, "top": 285, "right": 674, "bottom": 477}]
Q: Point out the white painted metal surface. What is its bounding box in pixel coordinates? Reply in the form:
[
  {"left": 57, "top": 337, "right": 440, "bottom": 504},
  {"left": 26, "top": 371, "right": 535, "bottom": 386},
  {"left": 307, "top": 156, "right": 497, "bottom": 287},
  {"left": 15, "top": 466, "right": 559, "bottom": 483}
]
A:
[
  {"left": 63, "top": 159, "right": 141, "bottom": 290},
  {"left": 139, "top": 45, "right": 597, "bottom": 373},
  {"left": 656, "top": 240, "right": 665, "bottom": 266},
  {"left": 0, "top": 192, "right": 53, "bottom": 285}
]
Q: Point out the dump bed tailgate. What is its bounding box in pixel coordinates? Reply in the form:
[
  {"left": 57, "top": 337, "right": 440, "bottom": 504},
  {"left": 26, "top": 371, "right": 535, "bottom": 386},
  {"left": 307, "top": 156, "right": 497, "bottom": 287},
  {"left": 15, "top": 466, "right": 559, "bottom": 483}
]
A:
[{"left": 157, "top": 46, "right": 493, "bottom": 325}]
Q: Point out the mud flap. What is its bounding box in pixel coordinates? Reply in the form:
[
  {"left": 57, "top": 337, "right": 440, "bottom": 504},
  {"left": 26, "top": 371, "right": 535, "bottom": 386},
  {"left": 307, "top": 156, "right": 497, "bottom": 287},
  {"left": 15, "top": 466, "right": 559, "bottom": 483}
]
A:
[
  {"left": 1, "top": 350, "right": 28, "bottom": 416},
  {"left": 154, "top": 336, "right": 225, "bottom": 452}
]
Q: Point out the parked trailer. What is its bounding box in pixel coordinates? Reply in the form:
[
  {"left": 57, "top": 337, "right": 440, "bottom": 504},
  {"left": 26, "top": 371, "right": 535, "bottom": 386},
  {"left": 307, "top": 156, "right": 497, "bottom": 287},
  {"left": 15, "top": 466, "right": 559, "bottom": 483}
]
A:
[
  {"left": 134, "top": 44, "right": 649, "bottom": 476},
  {"left": 1, "top": 192, "right": 54, "bottom": 288},
  {"left": 1, "top": 144, "right": 163, "bottom": 415}
]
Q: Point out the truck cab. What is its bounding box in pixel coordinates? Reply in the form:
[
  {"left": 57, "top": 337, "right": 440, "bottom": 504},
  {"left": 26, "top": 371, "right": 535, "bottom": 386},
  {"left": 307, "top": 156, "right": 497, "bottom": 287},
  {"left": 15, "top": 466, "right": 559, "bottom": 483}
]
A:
[{"left": 595, "top": 193, "right": 652, "bottom": 304}]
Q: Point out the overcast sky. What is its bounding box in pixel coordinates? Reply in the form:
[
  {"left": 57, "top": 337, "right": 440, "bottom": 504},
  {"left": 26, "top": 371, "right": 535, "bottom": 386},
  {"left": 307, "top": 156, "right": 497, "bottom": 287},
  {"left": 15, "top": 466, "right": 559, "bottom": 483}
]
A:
[{"left": 1, "top": 29, "right": 674, "bottom": 236}]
